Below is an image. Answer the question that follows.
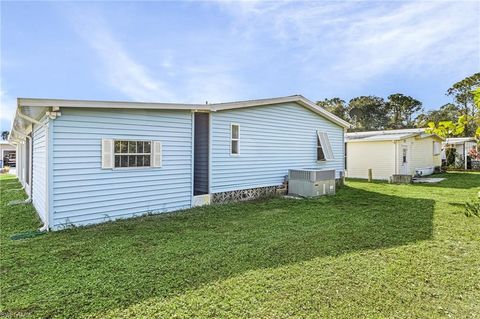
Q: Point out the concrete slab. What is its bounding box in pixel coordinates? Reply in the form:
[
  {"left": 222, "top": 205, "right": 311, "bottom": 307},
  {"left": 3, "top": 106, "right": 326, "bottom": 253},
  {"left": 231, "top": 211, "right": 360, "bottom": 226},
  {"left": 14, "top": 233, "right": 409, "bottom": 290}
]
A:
[{"left": 413, "top": 177, "right": 446, "bottom": 183}]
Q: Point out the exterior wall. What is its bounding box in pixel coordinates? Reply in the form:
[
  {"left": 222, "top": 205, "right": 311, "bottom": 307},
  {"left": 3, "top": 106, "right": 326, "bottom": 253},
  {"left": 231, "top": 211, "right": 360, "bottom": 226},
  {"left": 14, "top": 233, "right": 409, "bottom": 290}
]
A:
[
  {"left": 408, "top": 136, "right": 442, "bottom": 174},
  {"left": 210, "top": 102, "right": 345, "bottom": 193},
  {"left": 346, "top": 141, "right": 395, "bottom": 180},
  {"left": 51, "top": 108, "right": 193, "bottom": 229},
  {"left": 31, "top": 115, "right": 49, "bottom": 222}
]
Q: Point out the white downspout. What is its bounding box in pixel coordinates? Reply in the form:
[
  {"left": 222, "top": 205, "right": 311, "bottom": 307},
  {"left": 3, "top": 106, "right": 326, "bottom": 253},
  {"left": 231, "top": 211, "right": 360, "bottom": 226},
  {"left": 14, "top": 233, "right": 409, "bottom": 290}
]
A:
[
  {"left": 26, "top": 135, "right": 33, "bottom": 202},
  {"left": 39, "top": 124, "right": 50, "bottom": 232}
]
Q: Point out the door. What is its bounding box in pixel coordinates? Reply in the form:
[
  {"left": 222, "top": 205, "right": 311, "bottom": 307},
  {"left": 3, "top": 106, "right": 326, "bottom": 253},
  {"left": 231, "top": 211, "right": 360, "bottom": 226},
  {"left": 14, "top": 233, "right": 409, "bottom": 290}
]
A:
[
  {"left": 193, "top": 112, "right": 209, "bottom": 196},
  {"left": 401, "top": 145, "right": 408, "bottom": 175}
]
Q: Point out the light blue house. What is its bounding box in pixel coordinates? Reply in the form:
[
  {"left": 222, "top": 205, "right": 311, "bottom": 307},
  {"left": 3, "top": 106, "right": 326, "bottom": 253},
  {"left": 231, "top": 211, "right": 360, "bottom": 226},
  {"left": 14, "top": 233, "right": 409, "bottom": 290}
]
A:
[{"left": 9, "top": 95, "right": 350, "bottom": 230}]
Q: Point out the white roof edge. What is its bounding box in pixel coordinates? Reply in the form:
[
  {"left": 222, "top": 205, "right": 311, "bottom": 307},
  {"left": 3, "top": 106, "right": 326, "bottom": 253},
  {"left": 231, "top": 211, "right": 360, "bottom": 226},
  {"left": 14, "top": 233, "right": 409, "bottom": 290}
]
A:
[
  {"left": 17, "top": 97, "right": 209, "bottom": 111},
  {"left": 16, "top": 95, "right": 351, "bottom": 129},
  {"left": 345, "top": 133, "right": 418, "bottom": 142},
  {"left": 345, "top": 131, "right": 445, "bottom": 142},
  {"left": 444, "top": 137, "right": 477, "bottom": 143},
  {"left": 211, "top": 95, "right": 351, "bottom": 128},
  {"left": 345, "top": 128, "right": 426, "bottom": 136}
]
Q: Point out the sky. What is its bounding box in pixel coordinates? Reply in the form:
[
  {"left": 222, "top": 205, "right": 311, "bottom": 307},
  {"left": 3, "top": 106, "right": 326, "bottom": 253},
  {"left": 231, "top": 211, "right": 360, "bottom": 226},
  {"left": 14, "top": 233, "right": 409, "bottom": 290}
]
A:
[{"left": 1, "top": 0, "right": 479, "bottom": 132}]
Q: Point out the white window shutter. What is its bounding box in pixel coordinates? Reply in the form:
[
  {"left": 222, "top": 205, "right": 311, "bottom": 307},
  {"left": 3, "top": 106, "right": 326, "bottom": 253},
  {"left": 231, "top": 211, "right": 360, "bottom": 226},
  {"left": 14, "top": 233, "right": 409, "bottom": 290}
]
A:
[
  {"left": 317, "top": 131, "right": 335, "bottom": 160},
  {"left": 153, "top": 141, "right": 162, "bottom": 167},
  {"left": 101, "top": 139, "right": 114, "bottom": 169}
]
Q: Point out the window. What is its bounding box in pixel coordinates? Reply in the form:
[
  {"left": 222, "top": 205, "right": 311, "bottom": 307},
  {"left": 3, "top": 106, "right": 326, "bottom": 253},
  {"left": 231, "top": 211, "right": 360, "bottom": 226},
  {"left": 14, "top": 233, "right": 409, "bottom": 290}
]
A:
[
  {"left": 317, "top": 131, "right": 334, "bottom": 161},
  {"left": 433, "top": 141, "right": 441, "bottom": 155},
  {"left": 402, "top": 148, "right": 408, "bottom": 163},
  {"left": 114, "top": 141, "right": 152, "bottom": 168},
  {"left": 231, "top": 124, "right": 240, "bottom": 155},
  {"left": 101, "top": 139, "right": 161, "bottom": 169}
]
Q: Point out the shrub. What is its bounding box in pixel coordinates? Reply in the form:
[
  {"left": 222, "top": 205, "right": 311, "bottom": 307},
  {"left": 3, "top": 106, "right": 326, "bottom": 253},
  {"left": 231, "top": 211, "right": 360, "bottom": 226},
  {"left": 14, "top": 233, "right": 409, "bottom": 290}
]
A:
[{"left": 464, "top": 192, "right": 480, "bottom": 218}]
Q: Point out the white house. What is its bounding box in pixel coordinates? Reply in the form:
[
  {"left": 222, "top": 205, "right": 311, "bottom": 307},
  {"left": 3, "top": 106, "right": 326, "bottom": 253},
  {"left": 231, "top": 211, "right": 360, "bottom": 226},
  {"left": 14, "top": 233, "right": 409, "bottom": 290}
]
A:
[
  {"left": 8, "top": 95, "right": 350, "bottom": 230},
  {"left": 442, "top": 137, "right": 477, "bottom": 169},
  {"left": 0, "top": 141, "right": 16, "bottom": 168},
  {"left": 345, "top": 128, "right": 443, "bottom": 180}
]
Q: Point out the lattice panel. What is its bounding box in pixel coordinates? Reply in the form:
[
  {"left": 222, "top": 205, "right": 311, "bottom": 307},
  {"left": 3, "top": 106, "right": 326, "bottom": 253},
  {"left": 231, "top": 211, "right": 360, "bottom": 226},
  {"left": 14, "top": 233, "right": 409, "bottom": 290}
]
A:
[{"left": 212, "top": 186, "right": 279, "bottom": 204}]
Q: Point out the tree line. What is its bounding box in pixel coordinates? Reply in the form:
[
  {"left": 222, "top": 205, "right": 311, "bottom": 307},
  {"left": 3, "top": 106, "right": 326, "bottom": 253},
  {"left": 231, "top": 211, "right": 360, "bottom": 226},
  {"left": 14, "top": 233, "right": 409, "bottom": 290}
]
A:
[{"left": 317, "top": 72, "right": 480, "bottom": 137}]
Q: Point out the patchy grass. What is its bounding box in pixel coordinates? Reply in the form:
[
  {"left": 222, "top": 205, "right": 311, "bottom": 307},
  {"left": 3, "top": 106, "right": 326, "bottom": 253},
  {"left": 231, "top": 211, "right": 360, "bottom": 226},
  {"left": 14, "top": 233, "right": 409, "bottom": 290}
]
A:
[{"left": 1, "top": 172, "right": 479, "bottom": 318}]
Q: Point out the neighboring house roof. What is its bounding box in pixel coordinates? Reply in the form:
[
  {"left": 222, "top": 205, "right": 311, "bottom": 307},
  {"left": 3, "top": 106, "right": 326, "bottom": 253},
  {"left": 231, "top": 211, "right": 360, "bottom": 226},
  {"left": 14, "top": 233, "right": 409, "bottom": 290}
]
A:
[
  {"left": 9, "top": 95, "right": 351, "bottom": 143},
  {"left": 444, "top": 137, "right": 476, "bottom": 145},
  {"left": 346, "top": 128, "right": 443, "bottom": 142}
]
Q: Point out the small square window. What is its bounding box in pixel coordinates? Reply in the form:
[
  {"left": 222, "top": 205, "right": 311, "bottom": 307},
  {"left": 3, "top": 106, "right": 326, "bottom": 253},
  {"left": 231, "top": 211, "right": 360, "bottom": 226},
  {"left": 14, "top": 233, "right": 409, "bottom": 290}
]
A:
[
  {"left": 120, "top": 141, "right": 128, "bottom": 153},
  {"left": 114, "top": 141, "right": 121, "bottom": 153},
  {"left": 121, "top": 155, "right": 128, "bottom": 167},
  {"left": 128, "top": 155, "right": 137, "bottom": 167},
  {"left": 232, "top": 125, "right": 239, "bottom": 139},
  {"left": 115, "top": 155, "right": 121, "bottom": 167},
  {"left": 137, "top": 141, "right": 144, "bottom": 153},
  {"left": 144, "top": 142, "right": 151, "bottom": 153},
  {"left": 231, "top": 140, "right": 239, "bottom": 155},
  {"left": 144, "top": 155, "right": 151, "bottom": 166}
]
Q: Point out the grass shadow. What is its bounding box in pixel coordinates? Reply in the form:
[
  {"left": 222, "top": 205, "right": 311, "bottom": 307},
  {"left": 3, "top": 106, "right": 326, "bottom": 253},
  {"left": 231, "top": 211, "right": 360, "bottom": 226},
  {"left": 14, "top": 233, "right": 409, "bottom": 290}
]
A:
[{"left": 1, "top": 176, "right": 434, "bottom": 318}]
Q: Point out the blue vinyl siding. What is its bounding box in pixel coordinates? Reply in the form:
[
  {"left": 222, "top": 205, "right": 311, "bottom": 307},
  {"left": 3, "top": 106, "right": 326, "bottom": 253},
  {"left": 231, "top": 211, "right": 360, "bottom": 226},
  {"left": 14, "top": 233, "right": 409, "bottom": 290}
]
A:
[
  {"left": 32, "top": 115, "right": 48, "bottom": 222},
  {"left": 51, "top": 108, "right": 192, "bottom": 229},
  {"left": 210, "top": 102, "right": 345, "bottom": 193}
]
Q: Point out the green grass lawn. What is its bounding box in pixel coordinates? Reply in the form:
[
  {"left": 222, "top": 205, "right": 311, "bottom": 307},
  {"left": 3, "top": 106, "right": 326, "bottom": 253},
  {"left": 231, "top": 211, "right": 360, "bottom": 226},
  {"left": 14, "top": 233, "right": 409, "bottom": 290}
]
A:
[{"left": 1, "top": 173, "right": 479, "bottom": 318}]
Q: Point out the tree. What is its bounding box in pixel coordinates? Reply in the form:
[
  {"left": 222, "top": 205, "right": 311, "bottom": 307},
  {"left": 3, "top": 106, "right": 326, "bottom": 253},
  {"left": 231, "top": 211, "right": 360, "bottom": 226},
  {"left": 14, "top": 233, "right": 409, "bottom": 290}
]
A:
[
  {"left": 426, "top": 115, "right": 467, "bottom": 139},
  {"left": 415, "top": 103, "right": 461, "bottom": 127},
  {"left": 472, "top": 87, "right": 480, "bottom": 140},
  {"left": 1, "top": 131, "right": 9, "bottom": 141},
  {"left": 447, "top": 72, "right": 480, "bottom": 136},
  {"left": 386, "top": 93, "right": 422, "bottom": 129},
  {"left": 347, "top": 96, "right": 388, "bottom": 131},
  {"left": 316, "top": 98, "right": 349, "bottom": 121}
]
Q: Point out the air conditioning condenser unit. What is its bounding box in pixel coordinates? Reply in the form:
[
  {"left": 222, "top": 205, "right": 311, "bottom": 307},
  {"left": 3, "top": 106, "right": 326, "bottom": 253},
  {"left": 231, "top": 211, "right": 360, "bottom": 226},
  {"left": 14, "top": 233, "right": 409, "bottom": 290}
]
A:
[{"left": 288, "top": 169, "right": 336, "bottom": 197}]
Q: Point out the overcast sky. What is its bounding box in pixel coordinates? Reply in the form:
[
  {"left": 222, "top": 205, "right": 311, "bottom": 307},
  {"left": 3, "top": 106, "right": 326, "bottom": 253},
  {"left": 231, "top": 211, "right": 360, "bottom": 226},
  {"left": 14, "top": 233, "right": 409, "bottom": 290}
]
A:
[{"left": 1, "top": 1, "right": 479, "bottom": 131}]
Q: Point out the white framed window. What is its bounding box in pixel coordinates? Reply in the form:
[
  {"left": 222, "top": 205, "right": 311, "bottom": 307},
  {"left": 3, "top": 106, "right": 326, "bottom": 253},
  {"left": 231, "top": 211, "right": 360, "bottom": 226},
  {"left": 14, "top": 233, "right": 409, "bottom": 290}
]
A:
[
  {"left": 101, "top": 139, "right": 162, "bottom": 169},
  {"left": 114, "top": 140, "right": 152, "bottom": 168},
  {"left": 433, "top": 141, "right": 441, "bottom": 155},
  {"left": 317, "top": 131, "right": 334, "bottom": 161},
  {"left": 230, "top": 124, "right": 240, "bottom": 155}
]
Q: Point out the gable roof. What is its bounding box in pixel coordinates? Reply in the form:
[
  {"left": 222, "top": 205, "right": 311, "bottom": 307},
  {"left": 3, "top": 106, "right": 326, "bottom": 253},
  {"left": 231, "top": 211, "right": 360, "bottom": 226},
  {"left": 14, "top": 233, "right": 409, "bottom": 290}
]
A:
[
  {"left": 9, "top": 95, "right": 351, "bottom": 143},
  {"left": 346, "top": 128, "right": 443, "bottom": 142}
]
